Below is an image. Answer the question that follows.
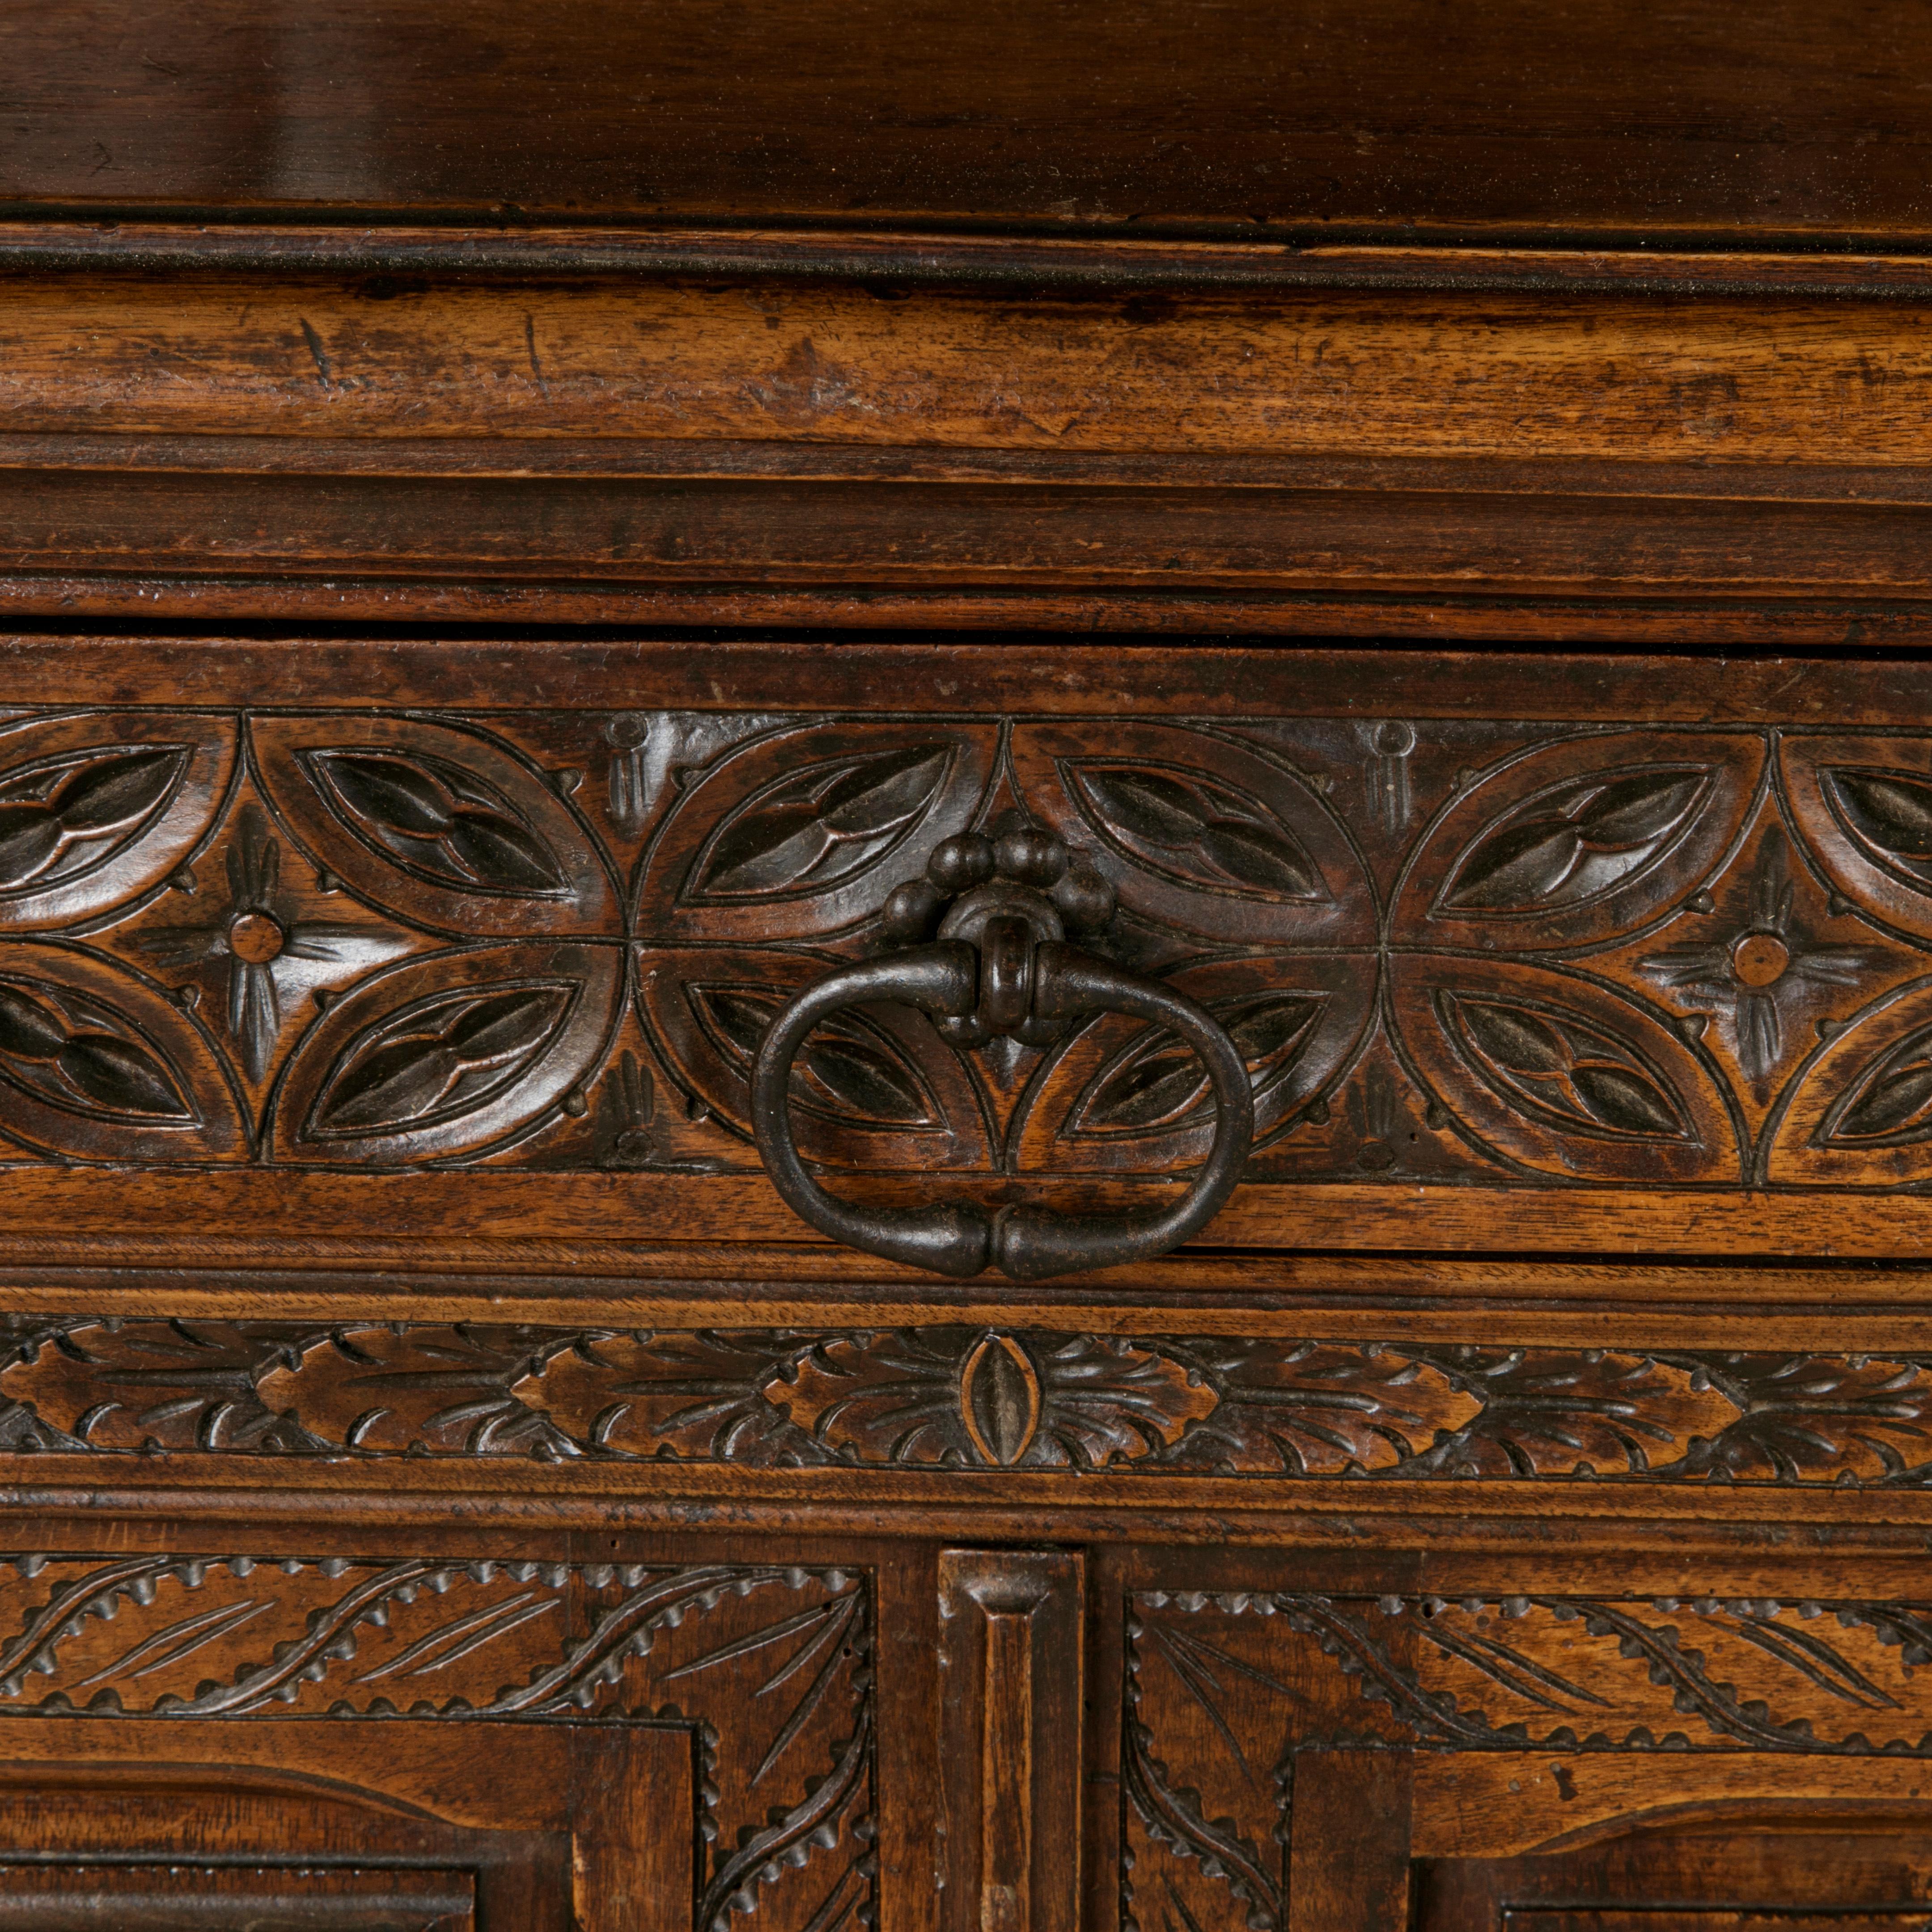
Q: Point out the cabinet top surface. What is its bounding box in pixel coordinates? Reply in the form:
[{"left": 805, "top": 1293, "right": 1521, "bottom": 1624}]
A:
[{"left": 7, "top": 0, "right": 1932, "bottom": 246}]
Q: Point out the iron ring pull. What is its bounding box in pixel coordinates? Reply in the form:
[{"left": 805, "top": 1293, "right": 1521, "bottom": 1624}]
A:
[{"left": 750, "top": 935, "right": 1255, "bottom": 1281}]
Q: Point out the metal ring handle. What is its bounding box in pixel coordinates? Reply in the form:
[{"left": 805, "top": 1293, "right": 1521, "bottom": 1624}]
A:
[{"left": 750, "top": 938, "right": 1254, "bottom": 1281}]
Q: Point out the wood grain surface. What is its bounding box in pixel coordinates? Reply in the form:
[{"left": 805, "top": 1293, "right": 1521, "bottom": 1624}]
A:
[
  {"left": 5, "top": 13, "right": 1931, "bottom": 1915},
  {"left": 5, "top": 263, "right": 1932, "bottom": 624},
  {"left": 6, "top": 0, "right": 1932, "bottom": 245}
]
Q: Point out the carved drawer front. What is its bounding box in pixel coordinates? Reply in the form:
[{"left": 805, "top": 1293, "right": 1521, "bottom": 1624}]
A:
[
  {"left": 11, "top": 661, "right": 1932, "bottom": 1270},
  {"left": 0, "top": 1551, "right": 876, "bottom": 1930}
]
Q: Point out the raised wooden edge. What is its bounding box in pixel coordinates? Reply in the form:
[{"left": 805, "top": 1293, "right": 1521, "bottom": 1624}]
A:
[
  {"left": 0, "top": 1460, "right": 1922, "bottom": 1545},
  {"left": 1, "top": 637, "right": 1926, "bottom": 718},
  {"left": 5, "top": 582, "right": 1931, "bottom": 642},
  {"left": 4, "top": 1166, "right": 1932, "bottom": 1278},
  {"left": 5, "top": 1264, "right": 1929, "bottom": 1349},
  {"left": 936, "top": 1549, "right": 1084, "bottom": 1932},
  {"left": 6, "top": 225, "right": 1932, "bottom": 298}
]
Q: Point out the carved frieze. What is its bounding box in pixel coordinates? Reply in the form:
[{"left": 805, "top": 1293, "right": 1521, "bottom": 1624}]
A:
[
  {"left": 3, "top": 1320, "right": 1929, "bottom": 1486},
  {"left": 8, "top": 707, "right": 1932, "bottom": 1192}
]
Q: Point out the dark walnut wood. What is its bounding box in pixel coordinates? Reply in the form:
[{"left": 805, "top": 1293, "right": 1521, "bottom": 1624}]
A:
[
  {"left": 0, "top": 1550, "right": 872, "bottom": 1928},
  {"left": 5, "top": 6, "right": 1932, "bottom": 1922},
  {"left": 10, "top": 266, "right": 1932, "bottom": 634},
  {"left": 7, "top": 1318, "right": 1932, "bottom": 1490},
  {"left": 3, "top": 0, "right": 1931, "bottom": 245},
  {"left": 1124, "top": 1556, "right": 1932, "bottom": 1932},
  {"left": 8, "top": 686, "right": 1932, "bottom": 1263},
  {"left": 937, "top": 1550, "right": 1083, "bottom": 1932}
]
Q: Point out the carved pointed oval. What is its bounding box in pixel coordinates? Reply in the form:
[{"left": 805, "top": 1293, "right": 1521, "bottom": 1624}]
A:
[
  {"left": 1396, "top": 732, "right": 1760, "bottom": 953},
  {"left": 0, "top": 945, "right": 245, "bottom": 1161},
  {"left": 1068, "top": 761, "right": 1327, "bottom": 902},
  {"left": 303, "top": 749, "right": 570, "bottom": 897},
  {"left": 0, "top": 714, "right": 237, "bottom": 931},
  {"left": 1389, "top": 956, "right": 1736, "bottom": 1184},
  {"left": 1817, "top": 1021, "right": 1932, "bottom": 1148},
  {"left": 687, "top": 743, "right": 954, "bottom": 901},
  {"left": 309, "top": 983, "right": 577, "bottom": 1139},
  {"left": 960, "top": 1333, "right": 1043, "bottom": 1466},
  {"left": 1009, "top": 720, "right": 1372, "bottom": 949},
  {"left": 0, "top": 975, "right": 195, "bottom": 1124},
  {"left": 250, "top": 716, "right": 616, "bottom": 939},
  {"left": 273, "top": 943, "right": 623, "bottom": 1164},
  {"left": 1437, "top": 766, "right": 1713, "bottom": 916},
  {"left": 1442, "top": 991, "right": 1692, "bottom": 1140},
  {"left": 687, "top": 981, "right": 940, "bottom": 1129},
  {"left": 1072, "top": 990, "right": 1326, "bottom": 1136},
  {"left": 636, "top": 723, "right": 998, "bottom": 944},
  {"left": 1825, "top": 767, "right": 1932, "bottom": 884}
]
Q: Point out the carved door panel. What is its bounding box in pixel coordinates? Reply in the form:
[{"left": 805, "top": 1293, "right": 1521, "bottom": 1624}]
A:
[
  {"left": 1119, "top": 1554, "right": 1932, "bottom": 1932},
  {"left": 0, "top": 1551, "right": 878, "bottom": 1930}
]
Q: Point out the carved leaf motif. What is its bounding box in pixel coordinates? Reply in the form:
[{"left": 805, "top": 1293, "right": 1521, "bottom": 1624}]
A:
[
  {"left": 1154, "top": 1341, "right": 1479, "bottom": 1475},
  {"left": 307, "top": 982, "right": 577, "bottom": 1139},
  {"left": 1072, "top": 991, "right": 1325, "bottom": 1135},
  {"left": 1825, "top": 767, "right": 1932, "bottom": 885},
  {"left": 1409, "top": 1349, "right": 1741, "bottom": 1478},
  {"left": 0, "top": 976, "right": 197, "bottom": 1124},
  {"left": 763, "top": 1330, "right": 1216, "bottom": 1469},
  {"left": 0, "top": 746, "right": 187, "bottom": 894},
  {"left": 0, "top": 1320, "right": 323, "bottom": 1452},
  {"left": 689, "top": 983, "right": 938, "bottom": 1128},
  {"left": 1438, "top": 766, "right": 1712, "bottom": 915},
  {"left": 526, "top": 1332, "right": 827, "bottom": 1465},
  {"left": 1820, "top": 1021, "right": 1932, "bottom": 1146},
  {"left": 1665, "top": 1355, "right": 1932, "bottom": 1483},
  {"left": 688, "top": 744, "right": 951, "bottom": 899},
  {"left": 1360, "top": 1593, "right": 1931, "bottom": 1749},
  {"left": 303, "top": 749, "right": 570, "bottom": 897},
  {"left": 256, "top": 1326, "right": 580, "bottom": 1456},
  {"left": 1068, "top": 762, "right": 1326, "bottom": 901},
  {"left": 1440, "top": 991, "right": 1692, "bottom": 1140}
]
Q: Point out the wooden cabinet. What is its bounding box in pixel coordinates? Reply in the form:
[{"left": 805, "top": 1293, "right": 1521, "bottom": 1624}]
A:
[{"left": 8, "top": 0, "right": 1932, "bottom": 1923}]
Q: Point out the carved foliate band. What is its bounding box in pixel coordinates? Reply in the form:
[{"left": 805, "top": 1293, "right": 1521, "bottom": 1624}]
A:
[{"left": 3, "top": 1319, "right": 1930, "bottom": 1487}]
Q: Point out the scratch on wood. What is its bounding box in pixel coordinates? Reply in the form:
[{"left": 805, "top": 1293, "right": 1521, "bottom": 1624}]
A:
[
  {"left": 298, "top": 319, "right": 333, "bottom": 390},
  {"left": 525, "top": 313, "right": 549, "bottom": 395}
]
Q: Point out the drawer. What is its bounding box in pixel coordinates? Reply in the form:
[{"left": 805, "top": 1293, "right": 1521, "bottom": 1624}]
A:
[{"left": 4, "top": 637, "right": 1932, "bottom": 1288}]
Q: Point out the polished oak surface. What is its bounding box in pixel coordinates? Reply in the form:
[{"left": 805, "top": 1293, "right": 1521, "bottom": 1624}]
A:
[{"left": 5, "top": 0, "right": 1932, "bottom": 244}]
